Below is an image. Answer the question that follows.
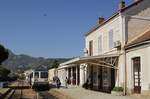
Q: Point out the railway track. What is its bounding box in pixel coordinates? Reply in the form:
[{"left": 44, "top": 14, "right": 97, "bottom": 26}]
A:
[
  {"left": 4, "top": 81, "right": 37, "bottom": 99},
  {"left": 4, "top": 80, "right": 59, "bottom": 99},
  {"left": 5, "top": 81, "right": 23, "bottom": 99}
]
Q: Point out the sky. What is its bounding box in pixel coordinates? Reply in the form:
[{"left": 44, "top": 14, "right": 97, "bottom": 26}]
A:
[{"left": 0, "top": 0, "right": 133, "bottom": 58}]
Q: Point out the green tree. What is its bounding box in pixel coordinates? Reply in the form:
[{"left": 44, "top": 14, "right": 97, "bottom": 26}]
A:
[
  {"left": 0, "top": 67, "right": 10, "bottom": 77},
  {"left": 52, "top": 60, "right": 59, "bottom": 68},
  {"left": 0, "top": 66, "right": 11, "bottom": 81},
  {"left": 0, "top": 44, "right": 10, "bottom": 81},
  {"left": 0, "top": 44, "right": 9, "bottom": 64}
]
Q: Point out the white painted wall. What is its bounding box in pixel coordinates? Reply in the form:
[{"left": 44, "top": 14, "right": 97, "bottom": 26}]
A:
[
  {"left": 126, "top": 44, "right": 150, "bottom": 93},
  {"left": 85, "top": 15, "right": 126, "bottom": 87},
  {"left": 85, "top": 15, "right": 123, "bottom": 56},
  {"left": 48, "top": 68, "right": 56, "bottom": 83},
  {"left": 57, "top": 68, "right": 67, "bottom": 86}
]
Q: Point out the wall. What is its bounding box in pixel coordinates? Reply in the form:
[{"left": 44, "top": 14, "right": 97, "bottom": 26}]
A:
[
  {"left": 57, "top": 68, "right": 67, "bottom": 86},
  {"left": 85, "top": 15, "right": 126, "bottom": 88},
  {"left": 126, "top": 44, "right": 150, "bottom": 94},
  {"left": 48, "top": 68, "right": 56, "bottom": 83},
  {"left": 85, "top": 15, "right": 123, "bottom": 56}
]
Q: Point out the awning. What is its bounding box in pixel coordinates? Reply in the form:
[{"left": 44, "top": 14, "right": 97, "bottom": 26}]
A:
[{"left": 59, "top": 53, "right": 120, "bottom": 70}]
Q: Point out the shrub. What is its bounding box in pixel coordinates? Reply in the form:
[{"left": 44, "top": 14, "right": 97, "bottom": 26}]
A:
[{"left": 82, "top": 83, "right": 88, "bottom": 89}]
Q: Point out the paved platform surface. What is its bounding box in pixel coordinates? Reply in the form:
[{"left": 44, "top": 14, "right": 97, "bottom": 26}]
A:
[{"left": 50, "top": 86, "right": 149, "bottom": 99}]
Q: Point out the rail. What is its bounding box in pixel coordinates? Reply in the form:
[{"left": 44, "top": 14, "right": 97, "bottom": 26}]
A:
[{"left": 6, "top": 80, "right": 27, "bottom": 99}]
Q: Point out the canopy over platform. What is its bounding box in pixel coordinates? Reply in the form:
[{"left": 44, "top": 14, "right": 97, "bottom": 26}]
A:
[{"left": 59, "top": 53, "right": 120, "bottom": 70}]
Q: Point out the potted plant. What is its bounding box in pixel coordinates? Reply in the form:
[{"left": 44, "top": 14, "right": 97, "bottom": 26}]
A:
[
  {"left": 111, "top": 87, "right": 124, "bottom": 96},
  {"left": 82, "top": 82, "right": 88, "bottom": 89}
]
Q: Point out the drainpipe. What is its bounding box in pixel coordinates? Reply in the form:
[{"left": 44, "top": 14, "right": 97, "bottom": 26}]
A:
[
  {"left": 124, "top": 48, "right": 127, "bottom": 95},
  {"left": 121, "top": 13, "right": 127, "bottom": 95}
]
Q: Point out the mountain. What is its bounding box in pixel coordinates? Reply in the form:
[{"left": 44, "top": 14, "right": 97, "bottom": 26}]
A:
[{"left": 2, "top": 50, "right": 70, "bottom": 72}]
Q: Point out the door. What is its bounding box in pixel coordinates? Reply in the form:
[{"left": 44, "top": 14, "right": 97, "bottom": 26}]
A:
[
  {"left": 102, "top": 67, "right": 111, "bottom": 92},
  {"left": 98, "top": 67, "right": 102, "bottom": 90},
  {"left": 73, "top": 67, "right": 76, "bottom": 85},
  {"left": 68, "top": 68, "right": 71, "bottom": 84},
  {"left": 133, "top": 57, "right": 141, "bottom": 93},
  {"left": 90, "top": 65, "right": 93, "bottom": 89},
  {"left": 77, "top": 66, "right": 80, "bottom": 85},
  {"left": 89, "top": 40, "right": 93, "bottom": 56}
]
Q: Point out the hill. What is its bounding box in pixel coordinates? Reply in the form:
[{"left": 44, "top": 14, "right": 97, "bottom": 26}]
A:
[{"left": 2, "top": 50, "right": 70, "bottom": 71}]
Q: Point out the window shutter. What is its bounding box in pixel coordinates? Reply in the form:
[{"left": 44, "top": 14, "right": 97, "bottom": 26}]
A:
[
  {"left": 109, "top": 30, "right": 114, "bottom": 49},
  {"left": 98, "top": 35, "right": 102, "bottom": 54}
]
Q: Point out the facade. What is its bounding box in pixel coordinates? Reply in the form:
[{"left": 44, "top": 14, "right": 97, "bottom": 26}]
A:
[
  {"left": 24, "top": 69, "right": 32, "bottom": 83},
  {"left": 48, "top": 68, "right": 56, "bottom": 83},
  {"left": 125, "top": 30, "right": 150, "bottom": 94},
  {"left": 57, "top": 63, "right": 81, "bottom": 86},
  {"left": 57, "top": 0, "right": 150, "bottom": 94}
]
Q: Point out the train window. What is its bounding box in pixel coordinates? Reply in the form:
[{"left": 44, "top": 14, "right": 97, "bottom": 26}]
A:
[
  {"left": 41, "top": 72, "right": 48, "bottom": 78},
  {"left": 35, "top": 72, "right": 39, "bottom": 78}
]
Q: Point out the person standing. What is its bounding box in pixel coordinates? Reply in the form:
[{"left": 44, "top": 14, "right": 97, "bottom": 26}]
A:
[{"left": 65, "top": 77, "right": 68, "bottom": 88}]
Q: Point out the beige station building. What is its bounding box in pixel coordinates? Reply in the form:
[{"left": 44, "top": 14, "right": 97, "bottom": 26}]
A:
[{"left": 56, "top": 0, "right": 150, "bottom": 95}]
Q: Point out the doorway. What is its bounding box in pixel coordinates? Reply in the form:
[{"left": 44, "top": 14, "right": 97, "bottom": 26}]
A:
[
  {"left": 98, "top": 66, "right": 102, "bottom": 90},
  {"left": 133, "top": 57, "right": 141, "bottom": 93}
]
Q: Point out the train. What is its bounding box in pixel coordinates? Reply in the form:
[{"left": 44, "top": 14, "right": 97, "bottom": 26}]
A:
[{"left": 30, "top": 66, "right": 49, "bottom": 90}]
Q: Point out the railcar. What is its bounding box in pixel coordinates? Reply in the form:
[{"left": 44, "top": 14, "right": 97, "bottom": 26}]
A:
[{"left": 30, "top": 67, "right": 49, "bottom": 90}]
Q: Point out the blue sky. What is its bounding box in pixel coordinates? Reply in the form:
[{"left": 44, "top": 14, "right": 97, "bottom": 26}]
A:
[{"left": 0, "top": 0, "right": 133, "bottom": 58}]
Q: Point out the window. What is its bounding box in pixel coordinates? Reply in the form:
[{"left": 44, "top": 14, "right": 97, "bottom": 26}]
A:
[
  {"left": 109, "top": 30, "right": 114, "bottom": 49},
  {"left": 89, "top": 40, "right": 93, "bottom": 56},
  {"left": 133, "top": 57, "right": 141, "bottom": 72},
  {"left": 34, "top": 72, "right": 39, "bottom": 78},
  {"left": 41, "top": 72, "right": 48, "bottom": 78},
  {"left": 98, "top": 35, "right": 102, "bottom": 54}
]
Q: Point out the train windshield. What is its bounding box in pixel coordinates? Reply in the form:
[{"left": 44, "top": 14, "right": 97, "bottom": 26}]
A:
[
  {"left": 35, "top": 72, "right": 39, "bottom": 78},
  {"left": 41, "top": 72, "right": 48, "bottom": 78}
]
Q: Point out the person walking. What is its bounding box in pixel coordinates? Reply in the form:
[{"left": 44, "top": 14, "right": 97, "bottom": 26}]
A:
[
  {"left": 56, "top": 77, "right": 61, "bottom": 89},
  {"left": 53, "top": 76, "right": 57, "bottom": 87}
]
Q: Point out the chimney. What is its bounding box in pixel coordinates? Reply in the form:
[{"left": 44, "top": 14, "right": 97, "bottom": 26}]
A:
[
  {"left": 119, "top": 0, "right": 126, "bottom": 10},
  {"left": 97, "top": 17, "right": 105, "bottom": 25}
]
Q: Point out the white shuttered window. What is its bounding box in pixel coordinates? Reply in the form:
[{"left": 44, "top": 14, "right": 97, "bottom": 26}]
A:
[
  {"left": 109, "top": 30, "right": 114, "bottom": 49},
  {"left": 98, "top": 35, "right": 102, "bottom": 54}
]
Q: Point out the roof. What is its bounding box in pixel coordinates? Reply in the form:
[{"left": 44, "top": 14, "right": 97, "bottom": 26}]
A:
[
  {"left": 85, "top": 0, "right": 144, "bottom": 36},
  {"left": 59, "top": 53, "right": 120, "bottom": 66},
  {"left": 85, "top": 13, "right": 119, "bottom": 36},
  {"left": 34, "top": 66, "right": 48, "bottom": 71},
  {"left": 125, "top": 29, "right": 150, "bottom": 48}
]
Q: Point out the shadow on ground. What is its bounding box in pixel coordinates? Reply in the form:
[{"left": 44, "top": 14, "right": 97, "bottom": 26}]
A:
[{"left": 33, "top": 84, "right": 59, "bottom": 99}]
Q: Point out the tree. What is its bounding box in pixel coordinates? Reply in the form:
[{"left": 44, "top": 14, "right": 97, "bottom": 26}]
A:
[
  {"left": 0, "top": 44, "right": 10, "bottom": 81},
  {"left": 0, "top": 66, "right": 11, "bottom": 81},
  {"left": 0, "top": 66, "right": 10, "bottom": 77},
  {"left": 0, "top": 44, "right": 9, "bottom": 64},
  {"left": 52, "top": 60, "right": 59, "bottom": 68}
]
